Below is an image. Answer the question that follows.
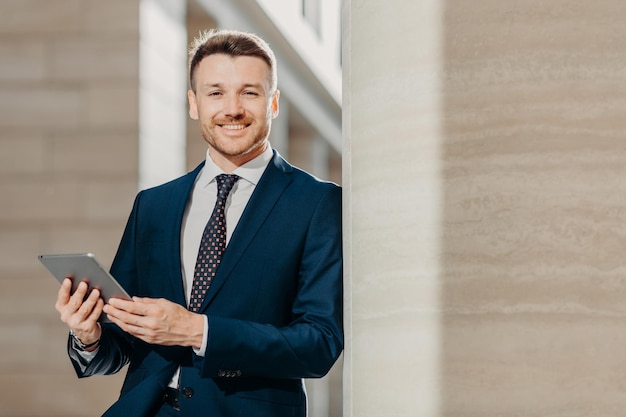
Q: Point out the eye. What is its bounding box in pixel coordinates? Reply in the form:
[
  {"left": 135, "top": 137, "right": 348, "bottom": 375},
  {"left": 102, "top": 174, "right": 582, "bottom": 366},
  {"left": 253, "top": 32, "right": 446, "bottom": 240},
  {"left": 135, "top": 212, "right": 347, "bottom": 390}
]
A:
[
  {"left": 243, "top": 91, "right": 259, "bottom": 96},
  {"left": 207, "top": 91, "right": 222, "bottom": 97}
]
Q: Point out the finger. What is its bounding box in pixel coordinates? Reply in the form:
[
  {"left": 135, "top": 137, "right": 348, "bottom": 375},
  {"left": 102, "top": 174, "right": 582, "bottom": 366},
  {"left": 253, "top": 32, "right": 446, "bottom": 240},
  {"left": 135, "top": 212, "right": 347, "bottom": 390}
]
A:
[
  {"left": 65, "top": 287, "right": 101, "bottom": 328},
  {"left": 60, "top": 277, "right": 73, "bottom": 296},
  {"left": 61, "top": 281, "right": 88, "bottom": 319},
  {"left": 135, "top": 298, "right": 174, "bottom": 309},
  {"left": 69, "top": 281, "right": 90, "bottom": 306},
  {"left": 55, "top": 278, "right": 73, "bottom": 312},
  {"left": 104, "top": 312, "right": 130, "bottom": 332},
  {"left": 105, "top": 309, "right": 150, "bottom": 339},
  {"left": 107, "top": 297, "right": 136, "bottom": 311},
  {"left": 132, "top": 296, "right": 157, "bottom": 304},
  {"left": 125, "top": 298, "right": 158, "bottom": 315},
  {"left": 109, "top": 320, "right": 149, "bottom": 342},
  {"left": 78, "top": 288, "right": 102, "bottom": 318},
  {"left": 104, "top": 304, "right": 143, "bottom": 325},
  {"left": 86, "top": 298, "right": 105, "bottom": 322}
]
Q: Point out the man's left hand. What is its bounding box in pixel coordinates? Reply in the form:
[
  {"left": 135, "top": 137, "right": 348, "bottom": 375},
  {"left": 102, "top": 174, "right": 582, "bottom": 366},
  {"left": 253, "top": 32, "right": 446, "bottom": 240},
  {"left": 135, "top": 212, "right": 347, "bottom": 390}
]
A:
[{"left": 104, "top": 297, "right": 204, "bottom": 349}]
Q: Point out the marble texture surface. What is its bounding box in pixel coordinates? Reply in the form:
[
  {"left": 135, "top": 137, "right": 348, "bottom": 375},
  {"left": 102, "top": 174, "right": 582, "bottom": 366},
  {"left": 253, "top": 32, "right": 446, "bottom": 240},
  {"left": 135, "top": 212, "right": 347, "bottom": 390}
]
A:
[
  {"left": 345, "top": 0, "right": 626, "bottom": 416},
  {"left": 345, "top": 0, "right": 444, "bottom": 415},
  {"left": 441, "top": 1, "right": 626, "bottom": 416}
]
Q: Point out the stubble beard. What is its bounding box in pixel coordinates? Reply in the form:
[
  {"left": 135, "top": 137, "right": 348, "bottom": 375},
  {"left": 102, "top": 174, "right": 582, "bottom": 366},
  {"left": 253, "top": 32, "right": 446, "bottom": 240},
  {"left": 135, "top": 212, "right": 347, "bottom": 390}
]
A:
[{"left": 201, "top": 121, "right": 270, "bottom": 160}]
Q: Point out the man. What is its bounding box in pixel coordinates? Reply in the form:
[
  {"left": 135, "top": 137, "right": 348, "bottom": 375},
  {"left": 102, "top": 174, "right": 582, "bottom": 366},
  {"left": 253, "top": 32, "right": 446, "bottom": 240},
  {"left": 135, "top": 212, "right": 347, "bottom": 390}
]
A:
[{"left": 55, "top": 29, "right": 343, "bottom": 417}]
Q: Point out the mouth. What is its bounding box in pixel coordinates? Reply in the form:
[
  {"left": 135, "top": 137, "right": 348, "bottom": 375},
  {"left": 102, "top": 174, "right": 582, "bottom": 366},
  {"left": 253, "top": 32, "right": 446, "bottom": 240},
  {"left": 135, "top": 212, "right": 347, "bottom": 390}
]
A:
[{"left": 217, "top": 123, "right": 249, "bottom": 130}]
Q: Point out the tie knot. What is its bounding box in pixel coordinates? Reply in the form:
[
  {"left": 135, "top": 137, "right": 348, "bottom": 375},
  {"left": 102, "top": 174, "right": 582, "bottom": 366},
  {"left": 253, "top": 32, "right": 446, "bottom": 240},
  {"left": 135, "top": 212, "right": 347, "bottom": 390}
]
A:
[{"left": 215, "top": 174, "right": 239, "bottom": 201}]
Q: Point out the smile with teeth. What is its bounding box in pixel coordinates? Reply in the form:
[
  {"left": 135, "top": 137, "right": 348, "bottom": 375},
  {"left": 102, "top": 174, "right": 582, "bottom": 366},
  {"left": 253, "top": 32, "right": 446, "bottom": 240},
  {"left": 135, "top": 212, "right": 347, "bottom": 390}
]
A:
[{"left": 219, "top": 123, "right": 248, "bottom": 130}]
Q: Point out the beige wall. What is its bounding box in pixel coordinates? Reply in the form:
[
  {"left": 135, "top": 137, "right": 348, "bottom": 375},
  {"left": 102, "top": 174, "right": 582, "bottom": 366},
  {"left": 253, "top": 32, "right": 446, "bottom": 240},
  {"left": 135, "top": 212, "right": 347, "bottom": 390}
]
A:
[
  {"left": 0, "top": 1, "right": 139, "bottom": 415},
  {"left": 345, "top": 0, "right": 626, "bottom": 416},
  {"left": 440, "top": 1, "right": 626, "bottom": 415}
]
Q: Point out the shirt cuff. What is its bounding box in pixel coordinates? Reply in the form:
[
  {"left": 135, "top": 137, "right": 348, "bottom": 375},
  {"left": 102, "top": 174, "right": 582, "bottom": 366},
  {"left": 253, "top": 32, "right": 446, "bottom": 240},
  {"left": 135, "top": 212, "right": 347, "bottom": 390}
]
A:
[
  {"left": 70, "top": 342, "right": 99, "bottom": 372},
  {"left": 192, "top": 314, "right": 209, "bottom": 357}
]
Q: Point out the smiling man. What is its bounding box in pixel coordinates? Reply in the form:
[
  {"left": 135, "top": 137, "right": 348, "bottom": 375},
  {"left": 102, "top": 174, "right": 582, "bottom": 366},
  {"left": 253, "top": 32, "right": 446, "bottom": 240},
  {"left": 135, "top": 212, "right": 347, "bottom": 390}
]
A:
[
  {"left": 54, "top": 29, "right": 343, "bottom": 417},
  {"left": 188, "top": 52, "right": 279, "bottom": 171}
]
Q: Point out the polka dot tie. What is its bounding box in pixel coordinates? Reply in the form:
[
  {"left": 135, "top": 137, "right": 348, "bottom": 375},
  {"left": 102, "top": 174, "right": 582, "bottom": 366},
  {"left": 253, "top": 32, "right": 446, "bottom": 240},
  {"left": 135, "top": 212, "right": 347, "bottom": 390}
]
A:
[{"left": 189, "top": 174, "right": 240, "bottom": 312}]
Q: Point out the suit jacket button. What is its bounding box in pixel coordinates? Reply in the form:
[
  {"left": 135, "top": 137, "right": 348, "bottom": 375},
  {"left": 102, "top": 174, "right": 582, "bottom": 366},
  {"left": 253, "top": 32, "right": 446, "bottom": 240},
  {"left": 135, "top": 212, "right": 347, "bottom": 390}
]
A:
[
  {"left": 217, "top": 370, "right": 226, "bottom": 377},
  {"left": 181, "top": 387, "right": 194, "bottom": 398}
]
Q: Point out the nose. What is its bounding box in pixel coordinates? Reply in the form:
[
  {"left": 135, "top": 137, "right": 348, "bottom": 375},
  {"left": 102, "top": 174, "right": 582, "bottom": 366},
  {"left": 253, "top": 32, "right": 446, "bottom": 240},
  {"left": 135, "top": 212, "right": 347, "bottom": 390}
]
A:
[{"left": 223, "top": 94, "right": 244, "bottom": 117}]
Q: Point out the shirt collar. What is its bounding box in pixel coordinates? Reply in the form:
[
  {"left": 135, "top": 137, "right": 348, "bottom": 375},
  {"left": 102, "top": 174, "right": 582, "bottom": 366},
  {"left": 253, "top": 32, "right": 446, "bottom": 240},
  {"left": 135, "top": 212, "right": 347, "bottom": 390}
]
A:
[{"left": 198, "top": 146, "right": 273, "bottom": 188}]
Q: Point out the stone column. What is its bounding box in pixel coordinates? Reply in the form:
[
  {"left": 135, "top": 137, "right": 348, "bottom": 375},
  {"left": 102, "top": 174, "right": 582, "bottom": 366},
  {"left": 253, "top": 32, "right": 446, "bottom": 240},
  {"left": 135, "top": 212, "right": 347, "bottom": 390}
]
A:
[
  {"left": 344, "top": 0, "right": 626, "bottom": 416},
  {"left": 343, "top": 0, "right": 443, "bottom": 415},
  {"left": 138, "top": 0, "right": 188, "bottom": 190}
]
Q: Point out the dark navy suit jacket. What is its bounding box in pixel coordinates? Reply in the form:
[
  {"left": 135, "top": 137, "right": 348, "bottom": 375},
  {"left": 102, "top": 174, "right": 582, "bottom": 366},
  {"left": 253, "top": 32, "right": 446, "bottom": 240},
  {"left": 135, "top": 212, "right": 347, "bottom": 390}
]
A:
[{"left": 69, "top": 151, "right": 343, "bottom": 417}]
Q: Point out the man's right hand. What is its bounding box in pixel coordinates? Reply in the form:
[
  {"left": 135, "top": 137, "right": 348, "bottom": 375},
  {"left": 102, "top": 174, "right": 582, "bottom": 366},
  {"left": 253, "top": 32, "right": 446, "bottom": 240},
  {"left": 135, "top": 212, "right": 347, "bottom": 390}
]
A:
[{"left": 55, "top": 277, "right": 103, "bottom": 346}]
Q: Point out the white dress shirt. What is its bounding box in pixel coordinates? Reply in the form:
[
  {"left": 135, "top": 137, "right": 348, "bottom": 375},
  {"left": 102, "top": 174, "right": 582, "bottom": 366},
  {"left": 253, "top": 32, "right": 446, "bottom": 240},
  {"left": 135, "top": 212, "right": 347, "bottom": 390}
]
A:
[
  {"left": 170, "top": 145, "right": 272, "bottom": 386},
  {"left": 180, "top": 146, "right": 272, "bottom": 356},
  {"left": 181, "top": 146, "right": 273, "bottom": 314}
]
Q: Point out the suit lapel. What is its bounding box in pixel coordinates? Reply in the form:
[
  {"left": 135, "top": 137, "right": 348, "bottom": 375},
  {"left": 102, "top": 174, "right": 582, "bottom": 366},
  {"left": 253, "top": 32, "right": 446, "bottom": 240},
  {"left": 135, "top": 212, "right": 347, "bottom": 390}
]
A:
[
  {"left": 165, "top": 162, "right": 205, "bottom": 307},
  {"left": 198, "top": 152, "right": 293, "bottom": 310}
]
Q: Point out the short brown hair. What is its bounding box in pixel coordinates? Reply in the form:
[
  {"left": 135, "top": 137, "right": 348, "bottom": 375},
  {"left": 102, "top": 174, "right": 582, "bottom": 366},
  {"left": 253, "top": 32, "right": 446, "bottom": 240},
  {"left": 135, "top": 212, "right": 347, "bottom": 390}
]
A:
[{"left": 188, "top": 29, "right": 277, "bottom": 93}]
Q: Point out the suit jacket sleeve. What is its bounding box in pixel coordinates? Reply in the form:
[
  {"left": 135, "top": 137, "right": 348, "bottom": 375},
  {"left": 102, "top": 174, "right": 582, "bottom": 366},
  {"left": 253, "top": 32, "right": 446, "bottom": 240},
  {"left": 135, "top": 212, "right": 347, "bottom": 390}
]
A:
[
  {"left": 202, "top": 184, "right": 343, "bottom": 379},
  {"left": 68, "top": 193, "right": 142, "bottom": 378}
]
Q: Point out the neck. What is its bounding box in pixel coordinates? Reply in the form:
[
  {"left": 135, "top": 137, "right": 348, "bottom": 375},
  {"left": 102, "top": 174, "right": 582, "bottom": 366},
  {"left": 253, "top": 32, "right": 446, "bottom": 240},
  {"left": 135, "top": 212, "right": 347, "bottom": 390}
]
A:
[{"left": 208, "top": 142, "right": 269, "bottom": 173}]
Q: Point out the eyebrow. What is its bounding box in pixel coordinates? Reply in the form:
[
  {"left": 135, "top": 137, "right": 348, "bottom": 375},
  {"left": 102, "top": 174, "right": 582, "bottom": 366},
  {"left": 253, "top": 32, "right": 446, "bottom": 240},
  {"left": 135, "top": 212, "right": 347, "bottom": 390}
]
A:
[{"left": 199, "top": 82, "right": 265, "bottom": 91}]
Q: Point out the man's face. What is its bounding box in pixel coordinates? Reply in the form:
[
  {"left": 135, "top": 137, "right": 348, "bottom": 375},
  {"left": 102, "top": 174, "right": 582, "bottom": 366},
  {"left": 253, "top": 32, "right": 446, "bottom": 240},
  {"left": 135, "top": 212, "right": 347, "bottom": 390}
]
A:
[{"left": 188, "top": 54, "right": 279, "bottom": 170}]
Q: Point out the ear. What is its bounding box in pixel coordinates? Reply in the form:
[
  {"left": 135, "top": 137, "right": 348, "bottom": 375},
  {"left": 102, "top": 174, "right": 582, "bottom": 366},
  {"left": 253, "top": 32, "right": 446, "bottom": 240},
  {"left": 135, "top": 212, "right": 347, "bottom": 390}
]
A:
[
  {"left": 188, "top": 90, "right": 199, "bottom": 120},
  {"left": 270, "top": 90, "right": 280, "bottom": 119}
]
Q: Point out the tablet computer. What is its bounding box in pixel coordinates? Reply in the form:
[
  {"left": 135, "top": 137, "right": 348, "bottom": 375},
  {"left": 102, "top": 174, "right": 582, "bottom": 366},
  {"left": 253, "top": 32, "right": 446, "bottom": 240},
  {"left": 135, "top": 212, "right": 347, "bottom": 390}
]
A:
[{"left": 38, "top": 253, "right": 131, "bottom": 303}]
